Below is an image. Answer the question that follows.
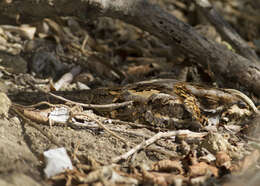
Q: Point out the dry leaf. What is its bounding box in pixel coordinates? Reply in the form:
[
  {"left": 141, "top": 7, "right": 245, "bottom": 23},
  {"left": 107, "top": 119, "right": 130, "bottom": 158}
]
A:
[
  {"left": 216, "top": 151, "right": 231, "bottom": 169},
  {"left": 152, "top": 159, "right": 184, "bottom": 174},
  {"left": 189, "top": 162, "right": 218, "bottom": 177}
]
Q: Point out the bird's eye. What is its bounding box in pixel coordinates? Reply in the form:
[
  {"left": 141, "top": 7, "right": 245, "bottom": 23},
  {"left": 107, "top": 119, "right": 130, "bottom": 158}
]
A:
[{"left": 237, "top": 101, "right": 247, "bottom": 108}]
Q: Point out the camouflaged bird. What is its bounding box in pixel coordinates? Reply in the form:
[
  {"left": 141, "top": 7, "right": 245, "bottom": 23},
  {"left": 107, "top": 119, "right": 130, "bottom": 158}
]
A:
[{"left": 9, "top": 79, "right": 255, "bottom": 129}]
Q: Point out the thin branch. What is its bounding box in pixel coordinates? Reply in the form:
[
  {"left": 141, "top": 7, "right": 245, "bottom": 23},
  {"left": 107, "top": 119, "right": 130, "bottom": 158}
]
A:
[
  {"left": 112, "top": 130, "right": 207, "bottom": 163},
  {"left": 72, "top": 113, "right": 129, "bottom": 146},
  {"left": 193, "top": 0, "right": 258, "bottom": 62},
  {"left": 26, "top": 80, "right": 133, "bottom": 111},
  {"left": 48, "top": 92, "right": 133, "bottom": 111}
]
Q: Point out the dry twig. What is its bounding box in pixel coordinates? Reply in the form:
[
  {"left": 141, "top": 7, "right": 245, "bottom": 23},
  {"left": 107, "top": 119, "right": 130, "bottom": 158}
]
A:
[
  {"left": 25, "top": 80, "right": 133, "bottom": 111},
  {"left": 72, "top": 112, "right": 129, "bottom": 146},
  {"left": 48, "top": 92, "right": 133, "bottom": 111},
  {"left": 13, "top": 101, "right": 129, "bottom": 146},
  {"left": 112, "top": 130, "right": 207, "bottom": 163}
]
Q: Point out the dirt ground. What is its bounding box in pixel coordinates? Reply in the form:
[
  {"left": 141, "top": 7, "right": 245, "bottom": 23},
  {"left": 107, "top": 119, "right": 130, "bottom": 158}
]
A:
[{"left": 0, "top": 107, "right": 171, "bottom": 185}]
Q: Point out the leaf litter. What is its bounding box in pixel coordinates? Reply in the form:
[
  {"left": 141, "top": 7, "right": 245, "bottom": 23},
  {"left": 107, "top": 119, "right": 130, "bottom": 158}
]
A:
[{"left": 0, "top": 0, "right": 260, "bottom": 185}]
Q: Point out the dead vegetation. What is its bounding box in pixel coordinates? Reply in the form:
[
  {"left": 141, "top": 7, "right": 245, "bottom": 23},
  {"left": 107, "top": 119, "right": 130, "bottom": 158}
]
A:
[{"left": 0, "top": 0, "right": 260, "bottom": 185}]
